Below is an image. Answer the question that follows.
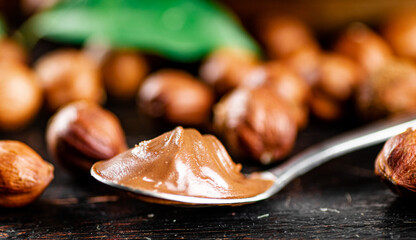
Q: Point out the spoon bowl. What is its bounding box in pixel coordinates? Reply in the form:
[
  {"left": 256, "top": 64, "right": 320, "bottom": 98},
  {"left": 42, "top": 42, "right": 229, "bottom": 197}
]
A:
[{"left": 91, "top": 114, "right": 416, "bottom": 207}]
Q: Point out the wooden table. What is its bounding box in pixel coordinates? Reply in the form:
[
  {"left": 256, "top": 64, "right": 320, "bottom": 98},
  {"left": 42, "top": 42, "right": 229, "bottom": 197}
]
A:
[{"left": 2, "top": 99, "right": 415, "bottom": 239}]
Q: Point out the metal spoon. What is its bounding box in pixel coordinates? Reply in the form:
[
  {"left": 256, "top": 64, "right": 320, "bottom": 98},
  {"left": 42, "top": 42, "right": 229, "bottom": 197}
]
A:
[{"left": 91, "top": 115, "right": 416, "bottom": 207}]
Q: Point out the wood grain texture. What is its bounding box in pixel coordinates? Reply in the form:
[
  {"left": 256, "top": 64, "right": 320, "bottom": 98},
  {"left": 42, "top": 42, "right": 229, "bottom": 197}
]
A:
[{"left": 1, "top": 99, "right": 416, "bottom": 239}]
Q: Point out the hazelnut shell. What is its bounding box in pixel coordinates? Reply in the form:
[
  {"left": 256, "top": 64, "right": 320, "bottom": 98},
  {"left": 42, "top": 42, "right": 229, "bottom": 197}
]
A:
[
  {"left": 46, "top": 101, "right": 127, "bottom": 174},
  {"left": 138, "top": 69, "right": 214, "bottom": 126},
  {"left": 102, "top": 50, "right": 148, "bottom": 100},
  {"left": 375, "top": 128, "right": 416, "bottom": 198},
  {"left": 214, "top": 87, "right": 297, "bottom": 164},
  {"left": 199, "top": 47, "right": 259, "bottom": 94},
  {"left": 0, "top": 61, "right": 42, "bottom": 131},
  {"left": 356, "top": 59, "right": 416, "bottom": 120},
  {"left": 0, "top": 140, "right": 54, "bottom": 208},
  {"left": 35, "top": 49, "right": 105, "bottom": 111}
]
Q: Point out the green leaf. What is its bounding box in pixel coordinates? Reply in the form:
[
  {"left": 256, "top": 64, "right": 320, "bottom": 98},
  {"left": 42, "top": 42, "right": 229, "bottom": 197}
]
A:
[
  {"left": 0, "top": 17, "right": 6, "bottom": 37},
  {"left": 24, "top": 0, "right": 259, "bottom": 61}
]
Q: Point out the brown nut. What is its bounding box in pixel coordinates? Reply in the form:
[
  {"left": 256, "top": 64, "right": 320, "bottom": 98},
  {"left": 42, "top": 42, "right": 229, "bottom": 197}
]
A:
[
  {"left": 335, "top": 23, "right": 393, "bottom": 75},
  {"left": 138, "top": 69, "right": 214, "bottom": 126},
  {"left": 383, "top": 11, "right": 416, "bottom": 60},
  {"left": 199, "top": 47, "right": 259, "bottom": 94},
  {"left": 35, "top": 49, "right": 105, "bottom": 111},
  {"left": 309, "top": 91, "right": 343, "bottom": 121},
  {"left": 0, "top": 140, "right": 54, "bottom": 208},
  {"left": 0, "top": 38, "right": 27, "bottom": 64},
  {"left": 257, "top": 16, "right": 318, "bottom": 59},
  {"left": 243, "top": 61, "right": 310, "bottom": 128},
  {"left": 317, "top": 53, "right": 362, "bottom": 101},
  {"left": 0, "top": 61, "right": 42, "bottom": 131},
  {"left": 46, "top": 100, "right": 127, "bottom": 174},
  {"left": 214, "top": 87, "right": 297, "bottom": 164},
  {"left": 356, "top": 59, "right": 416, "bottom": 120},
  {"left": 283, "top": 45, "right": 322, "bottom": 86},
  {"left": 102, "top": 50, "right": 148, "bottom": 100},
  {"left": 375, "top": 128, "right": 416, "bottom": 198}
]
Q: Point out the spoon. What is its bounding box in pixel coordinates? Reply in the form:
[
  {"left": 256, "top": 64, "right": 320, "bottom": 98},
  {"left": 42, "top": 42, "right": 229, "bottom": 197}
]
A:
[{"left": 91, "top": 114, "right": 416, "bottom": 207}]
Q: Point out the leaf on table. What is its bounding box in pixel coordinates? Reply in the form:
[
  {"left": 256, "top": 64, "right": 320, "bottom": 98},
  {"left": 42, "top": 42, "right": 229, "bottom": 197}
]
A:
[{"left": 23, "top": 0, "right": 259, "bottom": 61}]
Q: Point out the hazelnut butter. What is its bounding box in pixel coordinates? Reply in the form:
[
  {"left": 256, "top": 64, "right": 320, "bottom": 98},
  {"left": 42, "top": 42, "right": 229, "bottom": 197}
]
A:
[{"left": 92, "top": 127, "right": 274, "bottom": 199}]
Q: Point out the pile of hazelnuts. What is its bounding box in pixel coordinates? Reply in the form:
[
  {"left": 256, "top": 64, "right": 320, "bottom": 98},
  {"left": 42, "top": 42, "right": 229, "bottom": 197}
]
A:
[{"left": 3, "top": 10, "right": 416, "bottom": 207}]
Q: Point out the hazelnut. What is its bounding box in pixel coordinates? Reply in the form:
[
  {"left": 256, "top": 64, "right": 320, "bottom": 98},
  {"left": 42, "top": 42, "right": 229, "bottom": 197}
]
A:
[
  {"left": 257, "top": 16, "right": 318, "bottom": 59},
  {"left": 214, "top": 87, "right": 297, "bottom": 164},
  {"left": 243, "top": 62, "right": 310, "bottom": 128},
  {"left": 296, "top": 52, "right": 361, "bottom": 121},
  {"left": 0, "top": 38, "right": 27, "bottom": 64},
  {"left": 0, "top": 140, "right": 54, "bottom": 208},
  {"left": 35, "top": 49, "right": 105, "bottom": 111},
  {"left": 0, "top": 61, "right": 42, "bottom": 131},
  {"left": 283, "top": 45, "right": 322, "bottom": 86},
  {"left": 102, "top": 50, "right": 148, "bottom": 100},
  {"left": 335, "top": 23, "right": 393, "bottom": 75},
  {"left": 317, "top": 53, "right": 362, "bottom": 102},
  {"left": 375, "top": 128, "right": 416, "bottom": 198},
  {"left": 46, "top": 100, "right": 127, "bottom": 174},
  {"left": 138, "top": 69, "right": 214, "bottom": 126},
  {"left": 383, "top": 11, "right": 416, "bottom": 60},
  {"left": 199, "top": 47, "right": 259, "bottom": 94},
  {"left": 309, "top": 91, "right": 343, "bottom": 121},
  {"left": 356, "top": 59, "right": 416, "bottom": 120}
]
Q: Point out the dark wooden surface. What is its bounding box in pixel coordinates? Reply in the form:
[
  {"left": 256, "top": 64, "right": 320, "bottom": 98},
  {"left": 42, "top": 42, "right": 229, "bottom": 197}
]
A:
[{"left": 2, "top": 99, "right": 416, "bottom": 239}]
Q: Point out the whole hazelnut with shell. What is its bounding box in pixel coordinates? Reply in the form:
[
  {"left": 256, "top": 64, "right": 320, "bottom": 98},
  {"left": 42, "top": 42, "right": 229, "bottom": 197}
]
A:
[
  {"left": 243, "top": 61, "right": 310, "bottom": 128},
  {"left": 335, "top": 23, "right": 393, "bottom": 75},
  {"left": 383, "top": 11, "right": 416, "bottom": 60},
  {"left": 356, "top": 59, "right": 416, "bottom": 120},
  {"left": 138, "top": 69, "right": 214, "bottom": 126},
  {"left": 214, "top": 87, "right": 297, "bottom": 164},
  {"left": 0, "top": 61, "right": 42, "bottom": 131},
  {"left": 375, "top": 128, "right": 416, "bottom": 198},
  {"left": 102, "top": 50, "right": 148, "bottom": 100},
  {"left": 199, "top": 47, "right": 259, "bottom": 94},
  {"left": 309, "top": 53, "right": 362, "bottom": 121},
  {"left": 257, "top": 16, "right": 318, "bottom": 59},
  {"left": 0, "top": 140, "right": 54, "bottom": 208},
  {"left": 46, "top": 100, "right": 127, "bottom": 174},
  {"left": 35, "top": 49, "right": 105, "bottom": 111}
]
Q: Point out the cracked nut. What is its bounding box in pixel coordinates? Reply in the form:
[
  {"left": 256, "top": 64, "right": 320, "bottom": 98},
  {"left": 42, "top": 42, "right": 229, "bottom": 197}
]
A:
[
  {"left": 0, "top": 140, "right": 54, "bottom": 208},
  {"left": 138, "top": 69, "right": 214, "bottom": 126},
  {"left": 102, "top": 50, "right": 148, "bottom": 100},
  {"left": 375, "top": 128, "right": 416, "bottom": 198},
  {"left": 0, "top": 61, "right": 42, "bottom": 131},
  {"left": 214, "top": 87, "right": 297, "bottom": 164},
  {"left": 35, "top": 49, "right": 105, "bottom": 111},
  {"left": 46, "top": 100, "right": 127, "bottom": 174}
]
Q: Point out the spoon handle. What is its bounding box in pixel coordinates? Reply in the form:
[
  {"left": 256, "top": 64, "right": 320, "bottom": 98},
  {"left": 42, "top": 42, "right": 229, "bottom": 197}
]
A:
[{"left": 270, "top": 114, "right": 416, "bottom": 194}]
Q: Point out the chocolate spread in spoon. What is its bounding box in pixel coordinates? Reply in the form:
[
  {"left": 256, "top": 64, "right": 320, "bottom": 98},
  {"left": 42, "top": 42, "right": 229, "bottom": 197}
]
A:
[{"left": 92, "top": 127, "right": 273, "bottom": 199}]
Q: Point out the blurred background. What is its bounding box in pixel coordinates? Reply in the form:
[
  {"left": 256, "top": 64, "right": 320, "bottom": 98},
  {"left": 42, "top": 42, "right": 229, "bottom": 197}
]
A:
[{"left": 2, "top": 0, "right": 416, "bottom": 164}]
